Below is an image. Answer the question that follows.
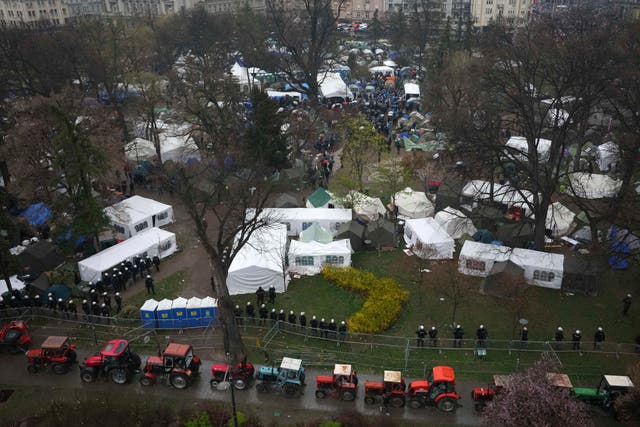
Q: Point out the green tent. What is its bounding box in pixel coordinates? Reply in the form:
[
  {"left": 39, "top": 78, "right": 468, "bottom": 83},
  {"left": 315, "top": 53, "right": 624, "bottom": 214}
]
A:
[
  {"left": 307, "top": 187, "right": 333, "bottom": 208},
  {"left": 300, "top": 222, "right": 333, "bottom": 244}
]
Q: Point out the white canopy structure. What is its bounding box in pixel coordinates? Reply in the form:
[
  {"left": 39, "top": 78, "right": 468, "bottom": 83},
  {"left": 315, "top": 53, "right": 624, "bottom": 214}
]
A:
[
  {"left": 435, "top": 207, "right": 477, "bottom": 239},
  {"left": 344, "top": 191, "right": 386, "bottom": 222},
  {"left": 126, "top": 121, "right": 200, "bottom": 164},
  {"left": 105, "top": 195, "right": 174, "bottom": 239},
  {"left": 250, "top": 208, "right": 352, "bottom": 236},
  {"left": 545, "top": 202, "right": 576, "bottom": 238},
  {"left": 404, "top": 82, "right": 420, "bottom": 98},
  {"left": 404, "top": 218, "right": 454, "bottom": 259},
  {"left": 299, "top": 222, "right": 333, "bottom": 244},
  {"left": 460, "top": 180, "right": 535, "bottom": 216},
  {"left": 369, "top": 65, "right": 395, "bottom": 75},
  {"left": 596, "top": 141, "right": 619, "bottom": 172},
  {"left": 318, "top": 72, "right": 353, "bottom": 100},
  {"left": 394, "top": 188, "right": 434, "bottom": 218},
  {"left": 288, "top": 239, "right": 352, "bottom": 275},
  {"left": 458, "top": 241, "right": 512, "bottom": 277},
  {"left": 0, "top": 275, "right": 26, "bottom": 295},
  {"left": 566, "top": 173, "right": 622, "bottom": 199},
  {"left": 78, "top": 228, "right": 177, "bottom": 282},
  {"left": 230, "top": 62, "right": 264, "bottom": 91},
  {"left": 227, "top": 223, "right": 289, "bottom": 295},
  {"left": 510, "top": 248, "right": 564, "bottom": 289},
  {"left": 266, "top": 90, "right": 304, "bottom": 101},
  {"left": 383, "top": 60, "right": 397, "bottom": 67},
  {"left": 504, "top": 136, "right": 552, "bottom": 162}
]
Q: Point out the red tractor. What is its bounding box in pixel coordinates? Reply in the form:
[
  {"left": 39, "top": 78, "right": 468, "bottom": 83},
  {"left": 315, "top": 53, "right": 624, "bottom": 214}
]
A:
[
  {"left": 0, "top": 320, "right": 32, "bottom": 353},
  {"left": 406, "top": 366, "right": 460, "bottom": 412},
  {"left": 210, "top": 360, "right": 255, "bottom": 391},
  {"left": 25, "top": 336, "right": 77, "bottom": 374},
  {"left": 315, "top": 363, "right": 358, "bottom": 401},
  {"left": 364, "top": 370, "right": 407, "bottom": 407},
  {"left": 80, "top": 339, "right": 142, "bottom": 384},
  {"left": 140, "top": 343, "right": 201, "bottom": 389}
]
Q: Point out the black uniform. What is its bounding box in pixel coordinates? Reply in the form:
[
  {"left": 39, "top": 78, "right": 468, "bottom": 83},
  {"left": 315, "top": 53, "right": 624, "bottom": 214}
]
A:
[
  {"left": 572, "top": 331, "right": 582, "bottom": 350},
  {"left": 256, "top": 287, "right": 265, "bottom": 306},
  {"left": 259, "top": 305, "right": 268, "bottom": 325},
  {"left": 95, "top": 280, "right": 104, "bottom": 293},
  {"left": 476, "top": 327, "right": 488, "bottom": 348},
  {"left": 310, "top": 317, "right": 318, "bottom": 335},
  {"left": 234, "top": 306, "right": 242, "bottom": 325},
  {"left": 270, "top": 309, "right": 277, "bottom": 324},
  {"left": 319, "top": 319, "right": 328, "bottom": 338},
  {"left": 145, "top": 276, "right": 155, "bottom": 295},
  {"left": 92, "top": 302, "right": 100, "bottom": 316},
  {"left": 122, "top": 268, "right": 130, "bottom": 290},
  {"left": 57, "top": 299, "right": 66, "bottom": 312},
  {"left": 594, "top": 329, "right": 605, "bottom": 349},
  {"left": 114, "top": 294, "right": 122, "bottom": 313},
  {"left": 101, "top": 304, "right": 110, "bottom": 317},
  {"left": 103, "top": 273, "right": 111, "bottom": 291},
  {"left": 152, "top": 256, "right": 160, "bottom": 272},
  {"left": 555, "top": 329, "right": 564, "bottom": 341},
  {"left": 103, "top": 293, "right": 111, "bottom": 307},
  {"left": 131, "top": 264, "right": 139, "bottom": 281},
  {"left": 520, "top": 328, "right": 529, "bottom": 342},
  {"left": 33, "top": 295, "right": 42, "bottom": 307},
  {"left": 245, "top": 303, "right": 255, "bottom": 319},
  {"left": 416, "top": 327, "right": 426, "bottom": 347},
  {"left": 338, "top": 322, "right": 347, "bottom": 341},
  {"left": 145, "top": 257, "right": 153, "bottom": 275},
  {"left": 328, "top": 320, "right": 337, "bottom": 338},
  {"left": 67, "top": 300, "right": 77, "bottom": 320},
  {"left": 268, "top": 286, "right": 276, "bottom": 304},
  {"left": 288, "top": 312, "right": 297, "bottom": 324},
  {"left": 82, "top": 301, "right": 90, "bottom": 316},
  {"left": 454, "top": 326, "right": 464, "bottom": 348},
  {"left": 623, "top": 295, "right": 632, "bottom": 316},
  {"left": 299, "top": 313, "right": 307, "bottom": 328},
  {"left": 428, "top": 327, "right": 438, "bottom": 347}
]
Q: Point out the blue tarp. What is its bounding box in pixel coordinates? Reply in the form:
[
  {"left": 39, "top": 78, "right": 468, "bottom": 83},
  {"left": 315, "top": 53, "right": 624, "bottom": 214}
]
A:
[
  {"left": 21, "top": 202, "right": 51, "bottom": 227},
  {"left": 47, "top": 284, "right": 72, "bottom": 301}
]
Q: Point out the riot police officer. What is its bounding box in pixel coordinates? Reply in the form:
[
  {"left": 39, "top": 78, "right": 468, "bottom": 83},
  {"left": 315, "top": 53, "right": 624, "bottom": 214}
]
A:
[
  {"left": 476, "top": 325, "right": 488, "bottom": 348},
  {"left": 299, "top": 312, "right": 307, "bottom": 329},
  {"left": 328, "top": 319, "right": 337, "bottom": 339},
  {"left": 454, "top": 325, "right": 464, "bottom": 348},
  {"left": 320, "top": 318, "right": 328, "bottom": 338},
  {"left": 269, "top": 308, "right": 277, "bottom": 325},
  {"left": 572, "top": 329, "right": 582, "bottom": 350},
  {"left": 594, "top": 327, "right": 605, "bottom": 350},
  {"left": 114, "top": 292, "right": 122, "bottom": 313},
  {"left": 234, "top": 305, "right": 242, "bottom": 325},
  {"left": 428, "top": 326, "right": 438, "bottom": 347},
  {"left": 416, "top": 325, "right": 426, "bottom": 347},
  {"left": 310, "top": 315, "right": 319, "bottom": 335},
  {"left": 259, "top": 304, "right": 268, "bottom": 326}
]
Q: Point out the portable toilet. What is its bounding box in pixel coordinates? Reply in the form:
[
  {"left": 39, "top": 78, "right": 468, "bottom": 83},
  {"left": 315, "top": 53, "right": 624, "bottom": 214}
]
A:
[
  {"left": 200, "top": 296, "right": 218, "bottom": 327},
  {"left": 140, "top": 298, "right": 158, "bottom": 329},
  {"left": 156, "top": 298, "right": 173, "bottom": 329},
  {"left": 186, "top": 297, "right": 202, "bottom": 328},
  {"left": 172, "top": 297, "right": 188, "bottom": 328}
]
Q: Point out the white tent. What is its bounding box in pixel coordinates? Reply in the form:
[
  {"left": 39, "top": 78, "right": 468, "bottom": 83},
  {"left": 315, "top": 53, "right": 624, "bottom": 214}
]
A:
[
  {"left": 126, "top": 121, "right": 200, "bottom": 164},
  {"left": 596, "top": 141, "right": 619, "bottom": 172},
  {"left": 510, "top": 248, "right": 564, "bottom": 289},
  {"left": 504, "top": 136, "right": 552, "bottom": 162},
  {"left": 458, "top": 241, "right": 512, "bottom": 277},
  {"left": 0, "top": 275, "right": 26, "bottom": 295},
  {"left": 105, "top": 195, "right": 174, "bottom": 239},
  {"left": 369, "top": 65, "right": 394, "bottom": 75},
  {"left": 404, "top": 218, "right": 454, "bottom": 259},
  {"left": 394, "top": 188, "right": 434, "bottom": 218},
  {"left": 566, "top": 173, "right": 622, "bottom": 199},
  {"left": 546, "top": 202, "right": 576, "bottom": 238},
  {"left": 344, "top": 191, "right": 386, "bottom": 222},
  {"left": 383, "top": 60, "right": 397, "bottom": 67},
  {"left": 230, "top": 62, "right": 264, "bottom": 91},
  {"left": 460, "top": 180, "right": 535, "bottom": 216},
  {"left": 266, "top": 90, "right": 304, "bottom": 101},
  {"left": 288, "top": 239, "right": 352, "bottom": 275},
  {"left": 299, "top": 222, "right": 333, "bottom": 244},
  {"left": 318, "top": 72, "right": 353, "bottom": 100},
  {"left": 227, "top": 223, "right": 289, "bottom": 295},
  {"left": 404, "top": 82, "right": 420, "bottom": 99},
  {"left": 250, "top": 208, "right": 352, "bottom": 236},
  {"left": 435, "top": 207, "right": 477, "bottom": 239},
  {"left": 78, "top": 228, "right": 177, "bottom": 282}
]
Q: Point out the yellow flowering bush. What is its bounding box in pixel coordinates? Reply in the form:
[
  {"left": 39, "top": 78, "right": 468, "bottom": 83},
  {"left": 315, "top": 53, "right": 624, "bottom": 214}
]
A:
[{"left": 322, "top": 266, "right": 409, "bottom": 333}]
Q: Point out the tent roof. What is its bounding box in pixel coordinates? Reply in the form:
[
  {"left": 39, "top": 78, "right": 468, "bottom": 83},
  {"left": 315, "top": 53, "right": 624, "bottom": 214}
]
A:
[
  {"left": 394, "top": 187, "right": 434, "bottom": 218},
  {"left": 105, "top": 195, "right": 172, "bottom": 226},
  {"left": 289, "top": 239, "right": 352, "bottom": 257},
  {"left": 546, "top": 202, "right": 575, "bottom": 235},
  {"left": 510, "top": 248, "right": 564, "bottom": 272},
  {"left": 300, "top": 222, "right": 333, "bottom": 244},
  {"left": 228, "top": 223, "right": 288, "bottom": 274},
  {"left": 253, "top": 208, "right": 352, "bottom": 223},
  {"left": 488, "top": 259, "right": 525, "bottom": 276},
  {"left": 15, "top": 241, "right": 65, "bottom": 275},
  {"left": 504, "top": 136, "right": 552, "bottom": 160},
  {"left": 20, "top": 202, "right": 52, "bottom": 227},
  {"left": 307, "top": 187, "right": 333, "bottom": 208},
  {"left": 336, "top": 220, "right": 366, "bottom": 236},
  {"left": 566, "top": 173, "right": 622, "bottom": 199},
  {"left": 405, "top": 218, "right": 453, "bottom": 245},
  {"left": 346, "top": 191, "right": 386, "bottom": 220},
  {"left": 318, "top": 72, "right": 353, "bottom": 99},
  {"left": 435, "top": 207, "right": 477, "bottom": 239},
  {"left": 460, "top": 240, "right": 512, "bottom": 262},
  {"left": 365, "top": 219, "right": 395, "bottom": 245},
  {"left": 274, "top": 193, "right": 300, "bottom": 208}
]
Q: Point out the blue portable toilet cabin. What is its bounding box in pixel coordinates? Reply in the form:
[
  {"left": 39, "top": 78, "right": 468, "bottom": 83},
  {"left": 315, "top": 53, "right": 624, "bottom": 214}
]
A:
[
  {"left": 200, "top": 296, "right": 218, "bottom": 327},
  {"left": 186, "top": 297, "right": 202, "bottom": 328},
  {"left": 172, "top": 297, "right": 188, "bottom": 328},
  {"left": 140, "top": 299, "right": 158, "bottom": 329},
  {"left": 156, "top": 298, "right": 173, "bottom": 329}
]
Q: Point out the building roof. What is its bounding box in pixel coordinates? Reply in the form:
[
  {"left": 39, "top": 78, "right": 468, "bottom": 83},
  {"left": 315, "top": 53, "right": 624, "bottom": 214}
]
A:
[{"left": 307, "top": 187, "right": 333, "bottom": 208}]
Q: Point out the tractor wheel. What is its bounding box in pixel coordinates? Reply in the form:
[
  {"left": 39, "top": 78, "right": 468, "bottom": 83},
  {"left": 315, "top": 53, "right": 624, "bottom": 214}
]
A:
[
  {"left": 80, "top": 368, "right": 96, "bottom": 383},
  {"left": 210, "top": 379, "right": 220, "bottom": 390},
  {"left": 170, "top": 373, "right": 189, "bottom": 389},
  {"left": 437, "top": 397, "right": 458, "bottom": 413},
  {"left": 233, "top": 378, "right": 248, "bottom": 391},
  {"left": 256, "top": 383, "right": 268, "bottom": 393},
  {"left": 315, "top": 390, "right": 327, "bottom": 399},
  {"left": 53, "top": 363, "right": 69, "bottom": 375},
  {"left": 140, "top": 376, "right": 154, "bottom": 386},
  {"left": 409, "top": 398, "right": 424, "bottom": 409},
  {"left": 283, "top": 383, "right": 299, "bottom": 397},
  {"left": 364, "top": 395, "right": 376, "bottom": 405},
  {"left": 110, "top": 368, "right": 129, "bottom": 385},
  {"left": 341, "top": 390, "right": 355, "bottom": 401},
  {"left": 27, "top": 364, "right": 38, "bottom": 374},
  {"left": 389, "top": 396, "right": 405, "bottom": 408},
  {"left": 129, "top": 353, "right": 142, "bottom": 370}
]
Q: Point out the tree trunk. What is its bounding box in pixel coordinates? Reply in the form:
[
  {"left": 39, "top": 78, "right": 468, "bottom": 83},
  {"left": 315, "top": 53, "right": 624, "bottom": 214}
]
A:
[{"left": 211, "top": 262, "right": 246, "bottom": 362}]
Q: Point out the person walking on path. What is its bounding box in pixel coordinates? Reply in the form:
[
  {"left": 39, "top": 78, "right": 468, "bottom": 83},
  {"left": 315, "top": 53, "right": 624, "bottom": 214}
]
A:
[
  {"left": 152, "top": 256, "right": 160, "bottom": 272},
  {"left": 623, "top": 294, "right": 632, "bottom": 316},
  {"left": 145, "top": 275, "right": 155, "bottom": 295}
]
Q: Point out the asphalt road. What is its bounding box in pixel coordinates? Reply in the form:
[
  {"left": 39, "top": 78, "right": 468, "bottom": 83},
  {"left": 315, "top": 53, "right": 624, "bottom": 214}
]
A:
[{"left": 0, "top": 349, "right": 481, "bottom": 426}]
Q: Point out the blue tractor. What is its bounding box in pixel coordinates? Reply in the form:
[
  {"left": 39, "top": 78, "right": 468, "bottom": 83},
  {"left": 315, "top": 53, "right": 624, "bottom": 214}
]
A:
[{"left": 255, "top": 357, "right": 305, "bottom": 397}]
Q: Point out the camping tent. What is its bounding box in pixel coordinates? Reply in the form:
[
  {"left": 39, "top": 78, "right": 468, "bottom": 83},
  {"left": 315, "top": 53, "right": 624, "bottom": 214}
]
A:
[
  {"left": 288, "top": 239, "right": 352, "bottom": 275},
  {"left": 404, "top": 82, "right": 420, "bottom": 99},
  {"left": 566, "top": 173, "right": 622, "bottom": 199},
  {"left": 394, "top": 188, "right": 435, "bottom": 218},
  {"left": 435, "top": 207, "right": 477, "bottom": 239},
  {"left": 318, "top": 72, "right": 353, "bottom": 100},
  {"left": 0, "top": 275, "right": 26, "bottom": 295},
  {"left": 335, "top": 220, "right": 366, "bottom": 251},
  {"left": 546, "top": 202, "right": 576, "bottom": 238},
  {"left": 274, "top": 194, "right": 300, "bottom": 208},
  {"left": 226, "top": 223, "right": 289, "bottom": 295},
  {"left": 345, "top": 191, "right": 387, "bottom": 222},
  {"left": 482, "top": 260, "right": 527, "bottom": 297},
  {"left": 364, "top": 219, "right": 396, "bottom": 248},
  {"left": 251, "top": 208, "right": 352, "bottom": 236},
  {"left": 404, "top": 218, "right": 454, "bottom": 259},
  {"left": 510, "top": 248, "right": 564, "bottom": 289},
  {"left": 461, "top": 180, "right": 535, "bottom": 217},
  {"left": 105, "top": 195, "right": 174, "bottom": 239},
  {"left": 300, "top": 222, "right": 333, "bottom": 244},
  {"left": 125, "top": 122, "right": 200, "bottom": 165},
  {"left": 504, "top": 136, "right": 552, "bottom": 162},
  {"left": 77, "top": 227, "right": 177, "bottom": 282},
  {"left": 306, "top": 187, "right": 334, "bottom": 208},
  {"left": 15, "top": 240, "right": 65, "bottom": 276},
  {"left": 20, "top": 202, "right": 51, "bottom": 227},
  {"left": 458, "top": 241, "right": 512, "bottom": 277},
  {"left": 495, "top": 222, "right": 535, "bottom": 248},
  {"left": 596, "top": 141, "right": 619, "bottom": 172},
  {"left": 369, "top": 65, "right": 395, "bottom": 75}
]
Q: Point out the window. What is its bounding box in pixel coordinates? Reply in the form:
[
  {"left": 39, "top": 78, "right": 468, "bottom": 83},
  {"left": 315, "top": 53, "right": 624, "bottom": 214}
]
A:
[
  {"left": 486, "top": 7, "right": 492, "bottom": 13},
  {"left": 302, "top": 222, "right": 312, "bottom": 231},
  {"left": 159, "top": 241, "right": 172, "bottom": 252},
  {"left": 465, "top": 259, "right": 486, "bottom": 272},
  {"left": 486, "top": 0, "right": 492, "bottom": 4},
  {"left": 533, "top": 270, "right": 555, "bottom": 282},
  {"left": 113, "top": 224, "right": 126, "bottom": 235},
  {"left": 134, "top": 221, "right": 149, "bottom": 232},
  {"left": 325, "top": 256, "right": 345, "bottom": 265},
  {"left": 157, "top": 211, "right": 168, "bottom": 220},
  {"left": 295, "top": 256, "right": 314, "bottom": 266},
  {"left": 285, "top": 222, "right": 291, "bottom": 232}
]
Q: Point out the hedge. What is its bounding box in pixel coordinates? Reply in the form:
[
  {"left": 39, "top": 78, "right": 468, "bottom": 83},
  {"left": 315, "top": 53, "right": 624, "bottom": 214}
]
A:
[{"left": 322, "top": 266, "right": 409, "bottom": 334}]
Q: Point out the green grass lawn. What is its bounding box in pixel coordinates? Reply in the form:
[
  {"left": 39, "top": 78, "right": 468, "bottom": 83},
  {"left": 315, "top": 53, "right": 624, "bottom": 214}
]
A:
[{"left": 120, "top": 270, "right": 188, "bottom": 314}]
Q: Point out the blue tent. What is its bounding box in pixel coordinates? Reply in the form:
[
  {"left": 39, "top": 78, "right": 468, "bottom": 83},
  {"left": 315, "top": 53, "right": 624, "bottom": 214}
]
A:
[
  {"left": 609, "top": 241, "right": 631, "bottom": 270},
  {"left": 21, "top": 202, "right": 51, "bottom": 227},
  {"left": 47, "top": 284, "right": 72, "bottom": 301}
]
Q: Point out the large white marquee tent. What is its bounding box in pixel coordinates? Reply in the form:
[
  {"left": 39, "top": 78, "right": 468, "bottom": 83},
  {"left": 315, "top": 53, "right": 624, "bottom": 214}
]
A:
[
  {"left": 565, "top": 173, "right": 622, "bottom": 199},
  {"left": 403, "top": 218, "right": 454, "bottom": 259},
  {"left": 105, "top": 195, "right": 174, "bottom": 239},
  {"left": 394, "top": 188, "right": 434, "bottom": 218},
  {"left": 434, "top": 207, "right": 477, "bottom": 239},
  {"left": 288, "top": 239, "right": 352, "bottom": 275},
  {"left": 251, "top": 208, "right": 352, "bottom": 236},
  {"left": 458, "top": 241, "right": 512, "bottom": 277}
]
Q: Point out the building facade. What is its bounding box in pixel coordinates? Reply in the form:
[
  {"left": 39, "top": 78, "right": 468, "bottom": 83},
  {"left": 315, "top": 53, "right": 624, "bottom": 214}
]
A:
[
  {"left": 0, "top": 0, "right": 70, "bottom": 27},
  {"left": 470, "top": 0, "right": 531, "bottom": 26}
]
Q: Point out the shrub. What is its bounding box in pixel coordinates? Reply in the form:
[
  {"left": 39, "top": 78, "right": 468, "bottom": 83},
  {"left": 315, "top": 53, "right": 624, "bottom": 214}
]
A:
[{"left": 322, "top": 266, "right": 408, "bottom": 333}]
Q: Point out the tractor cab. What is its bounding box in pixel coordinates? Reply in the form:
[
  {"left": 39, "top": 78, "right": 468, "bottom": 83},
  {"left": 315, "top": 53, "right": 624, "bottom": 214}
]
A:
[
  {"left": 255, "top": 357, "right": 305, "bottom": 397},
  {"left": 144, "top": 343, "right": 201, "bottom": 376},
  {"left": 80, "top": 339, "right": 141, "bottom": 385},
  {"left": 407, "top": 366, "right": 459, "bottom": 411},
  {"left": 574, "top": 375, "right": 634, "bottom": 410},
  {"left": 315, "top": 363, "right": 358, "bottom": 401},
  {"left": 210, "top": 360, "right": 255, "bottom": 390},
  {"left": 364, "top": 370, "right": 406, "bottom": 407},
  {"left": 276, "top": 357, "right": 305, "bottom": 386},
  {"left": 84, "top": 339, "right": 132, "bottom": 368},
  {"left": 26, "top": 336, "right": 77, "bottom": 374}
]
